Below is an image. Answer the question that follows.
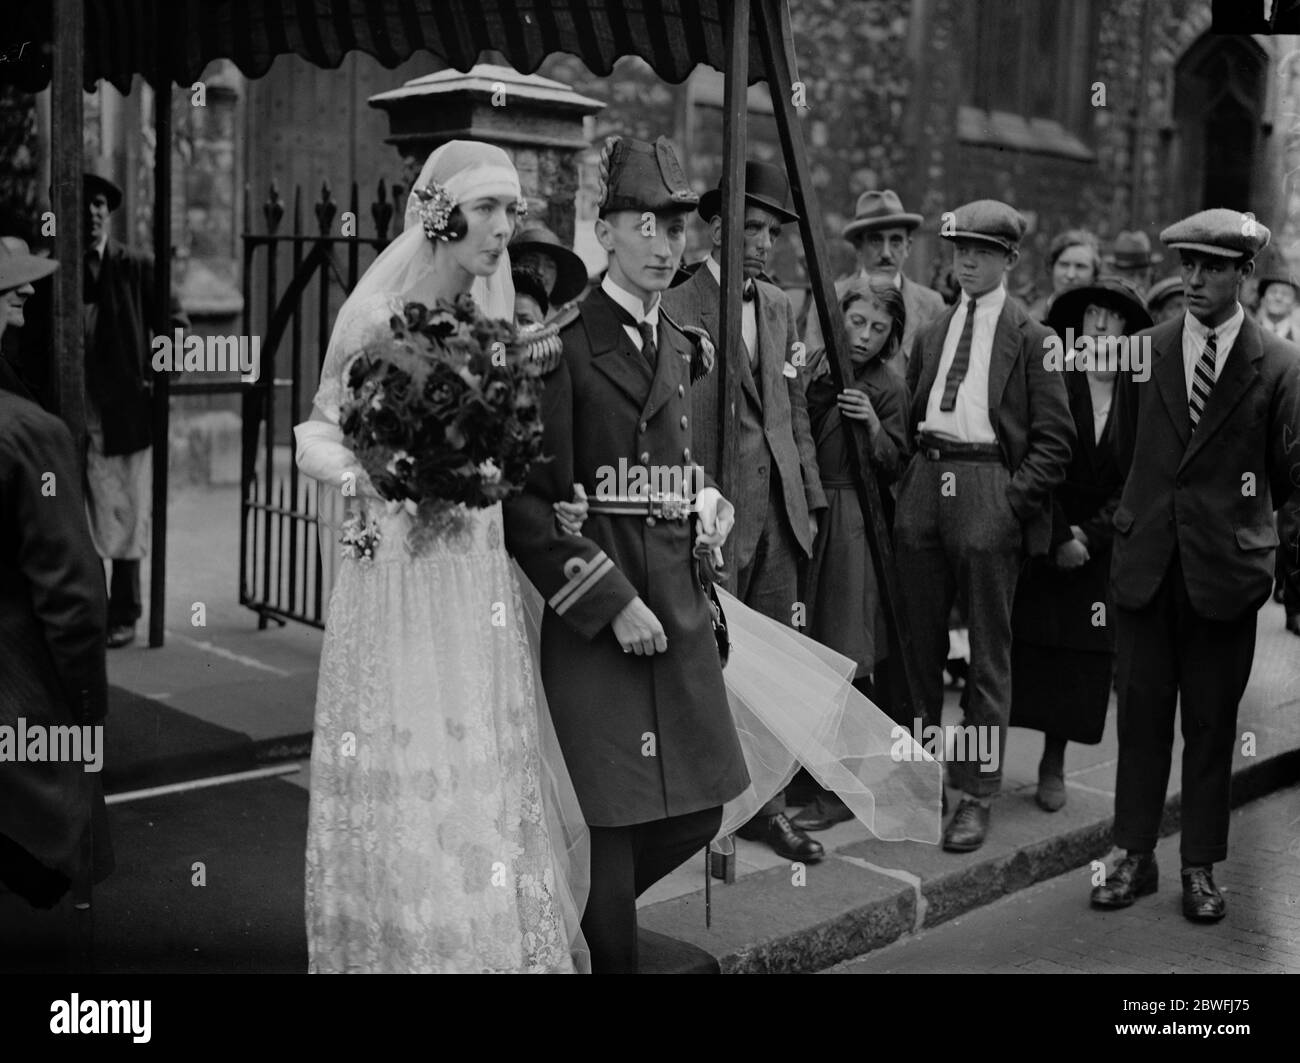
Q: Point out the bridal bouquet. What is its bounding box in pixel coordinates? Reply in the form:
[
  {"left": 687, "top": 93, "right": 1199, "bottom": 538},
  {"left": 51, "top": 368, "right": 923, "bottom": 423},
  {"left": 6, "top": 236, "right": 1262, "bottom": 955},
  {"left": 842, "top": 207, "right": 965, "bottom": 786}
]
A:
[{"left": 338, "top": 294, "right": 549, "bottom": 547}]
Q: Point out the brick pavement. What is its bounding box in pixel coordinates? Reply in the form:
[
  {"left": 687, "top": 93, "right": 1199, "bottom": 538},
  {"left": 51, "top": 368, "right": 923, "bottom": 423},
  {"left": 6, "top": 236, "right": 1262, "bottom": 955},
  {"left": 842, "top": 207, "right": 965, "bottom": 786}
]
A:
[{"left": 826, "top": 784, "right": 1300, "bottom": 974}]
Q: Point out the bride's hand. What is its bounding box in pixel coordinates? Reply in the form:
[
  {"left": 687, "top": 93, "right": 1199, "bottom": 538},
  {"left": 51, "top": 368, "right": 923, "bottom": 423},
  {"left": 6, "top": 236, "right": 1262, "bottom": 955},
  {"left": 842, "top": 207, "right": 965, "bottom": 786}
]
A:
[{"left": 553, "top": 483, "right": 588, "bottom": 536}]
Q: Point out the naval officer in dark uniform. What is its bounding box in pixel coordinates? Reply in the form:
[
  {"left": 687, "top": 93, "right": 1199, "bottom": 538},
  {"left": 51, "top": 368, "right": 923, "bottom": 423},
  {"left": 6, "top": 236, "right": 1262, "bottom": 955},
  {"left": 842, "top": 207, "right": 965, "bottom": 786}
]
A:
[{"left": 503, "top": 135, "right": 749, "bottom": 973}]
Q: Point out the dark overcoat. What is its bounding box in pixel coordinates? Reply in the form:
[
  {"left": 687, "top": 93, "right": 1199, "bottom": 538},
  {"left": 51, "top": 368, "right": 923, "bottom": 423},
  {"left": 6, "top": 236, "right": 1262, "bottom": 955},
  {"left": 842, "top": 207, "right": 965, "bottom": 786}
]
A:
[
  {"left": 0, "top": 363, "right": 113, "bottom": 897},
  {"left": 503, "top": 286, "right": 750, "bottom": 828},
  {"left": 660, "top": 265, "right": 825, "bottom": 569},
  {"left": 1110, "top": 315, "right": 1300, "bottom": 621}
]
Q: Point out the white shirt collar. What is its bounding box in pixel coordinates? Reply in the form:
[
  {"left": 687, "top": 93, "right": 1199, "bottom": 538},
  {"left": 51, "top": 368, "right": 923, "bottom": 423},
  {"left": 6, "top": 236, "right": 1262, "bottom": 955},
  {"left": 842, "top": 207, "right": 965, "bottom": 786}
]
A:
[
  {"left": 92, "top": 234, "right": 108, "bottom": 259},
  {"left": 602, "top": 274, "right": 660, "bottom": 326},
  {"left": 958, "top": 281, "right": 1007, "bottom": 313},
  {"left": 705, "top": 253, "right": 756, "bottom": 292},
  {"left": 1184, "top": 302, "right": 1243, "bottom": 344},
  {"left": 858, "top": 267, "right": 903, "bottom": 290}
]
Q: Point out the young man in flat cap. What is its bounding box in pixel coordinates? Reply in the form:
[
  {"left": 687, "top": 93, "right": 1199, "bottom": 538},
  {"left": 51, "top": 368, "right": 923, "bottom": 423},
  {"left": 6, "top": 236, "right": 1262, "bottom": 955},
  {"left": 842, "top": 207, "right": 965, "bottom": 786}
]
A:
[
  {"left": 503, "top": 135, "right": 748, "bottom": 973},
  {"left": 661, "top": 160, "right": 826, "bottom": 862},
  {"left": 896, "top": 199, "right": 1074, "bottom": 853},
  {"left": 803, "top": 188, "right": 946, "bottom": 381},
  {"left": 1092, "top": 209, "right": 1300, "bottom": 922}
]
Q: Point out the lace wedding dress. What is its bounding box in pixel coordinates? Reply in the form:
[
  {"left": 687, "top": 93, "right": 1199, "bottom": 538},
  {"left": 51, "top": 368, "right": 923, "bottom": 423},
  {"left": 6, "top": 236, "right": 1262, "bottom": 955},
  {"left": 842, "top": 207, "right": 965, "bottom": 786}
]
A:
[{"left": 303, "top": 293, "right": 586, "bottom": 973}]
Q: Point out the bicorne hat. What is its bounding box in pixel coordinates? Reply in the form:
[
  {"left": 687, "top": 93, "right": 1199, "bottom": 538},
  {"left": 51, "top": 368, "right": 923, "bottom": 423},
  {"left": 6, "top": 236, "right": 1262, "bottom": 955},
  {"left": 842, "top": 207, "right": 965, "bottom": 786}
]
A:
[{"left": 597, "top": 136, "right": 699, "bottom": 218}]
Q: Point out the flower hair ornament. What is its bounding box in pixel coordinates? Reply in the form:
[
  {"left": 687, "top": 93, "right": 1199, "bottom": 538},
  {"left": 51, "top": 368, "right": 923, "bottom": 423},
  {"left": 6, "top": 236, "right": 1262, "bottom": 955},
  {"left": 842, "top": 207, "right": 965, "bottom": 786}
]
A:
[{"left": 413, "top": 181, "right": 529, "bottom": 242}]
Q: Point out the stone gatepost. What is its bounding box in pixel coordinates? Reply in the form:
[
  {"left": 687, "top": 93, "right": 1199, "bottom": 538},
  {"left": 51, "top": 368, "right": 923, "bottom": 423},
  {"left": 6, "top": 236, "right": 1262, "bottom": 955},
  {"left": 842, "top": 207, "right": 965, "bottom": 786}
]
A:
[{"left": 368, "top": 63, "right": 604, "bottom": 246}]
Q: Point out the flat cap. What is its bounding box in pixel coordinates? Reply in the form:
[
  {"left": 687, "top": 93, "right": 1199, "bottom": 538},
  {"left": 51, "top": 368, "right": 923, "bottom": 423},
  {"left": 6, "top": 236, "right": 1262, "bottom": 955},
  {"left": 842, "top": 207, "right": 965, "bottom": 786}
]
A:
[
  {"left": 1159, "top": 208, "right": 1270, "bottom": 260},
  {"left": 941, "top": 199, "right": 1025, "bottom": 252}
]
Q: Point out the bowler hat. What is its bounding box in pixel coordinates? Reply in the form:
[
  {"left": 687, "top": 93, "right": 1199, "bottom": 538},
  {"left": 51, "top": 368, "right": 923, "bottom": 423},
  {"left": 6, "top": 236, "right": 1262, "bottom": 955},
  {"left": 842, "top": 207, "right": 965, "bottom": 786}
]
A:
[
  {"left": 842, "top": 189, "right": 923, "bottom": 241},
  {"left": 597, "top": 135, "right": 699, "bottom": 218},
  {"left": 509, "top": 221, "right": 588, "bottom": 307},
  {"left": 1160, "top": 208, "right": 1270, "bottom": 260},
  {"left": 84, "top": 160, "right": 123, "bottom": 212},
  {"left": 698, "top": 160, "right": 798, "bottom": 226},
  {"left": 1047, "top": 275, "right": 1153, "bottom": 336},
  {"left": 941, "top": 199, "right": 1025, "bottom": 252},
  {"left": 1252, "top": 243, "right": 1298, "bottom": 296},
  {"left": 1104, "top": 230, "right": 1161, "bottom": 269},
  {"left": 0, "top": 235, "right": 58, "bottom": 292}
]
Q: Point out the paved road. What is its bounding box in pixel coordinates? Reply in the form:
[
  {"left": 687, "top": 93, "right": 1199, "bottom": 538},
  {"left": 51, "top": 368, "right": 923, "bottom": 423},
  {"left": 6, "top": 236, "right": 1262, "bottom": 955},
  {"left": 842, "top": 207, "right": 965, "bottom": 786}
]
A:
[{"left": 827, "top": 784, "right": 1300, "bottom": 974}]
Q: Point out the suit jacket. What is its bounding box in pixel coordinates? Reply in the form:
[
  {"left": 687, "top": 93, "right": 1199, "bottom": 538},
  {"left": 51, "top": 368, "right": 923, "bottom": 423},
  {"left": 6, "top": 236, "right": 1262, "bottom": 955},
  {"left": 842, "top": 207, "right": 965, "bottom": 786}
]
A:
[
  {"left": 803, "top": 271, "right": 947, "bottom": 378},
  {"left": 1013, "top": 371, "right": 1124, "bottom": 653},
  {"left": 904, "top": 293, "right": 1076, "bottom": 557},
  {"left": 1111, "top": 314, "right": 1300, "bottom": 620},
  {"left": 661, "top": 265, "right": 825, "bottom": 564},
  {"left": 0, "top": 370, "right": 111, "bottom": 885},
  {"left": 502, "top": 286, "right": 749, "bottom": 827}
]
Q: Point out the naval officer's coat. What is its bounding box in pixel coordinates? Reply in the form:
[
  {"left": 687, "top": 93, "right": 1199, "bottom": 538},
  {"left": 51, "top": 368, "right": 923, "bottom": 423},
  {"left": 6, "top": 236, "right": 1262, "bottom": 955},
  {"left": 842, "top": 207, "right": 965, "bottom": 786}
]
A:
[{"left": 503, "top": 286, "right": 750, "bottom": 828}]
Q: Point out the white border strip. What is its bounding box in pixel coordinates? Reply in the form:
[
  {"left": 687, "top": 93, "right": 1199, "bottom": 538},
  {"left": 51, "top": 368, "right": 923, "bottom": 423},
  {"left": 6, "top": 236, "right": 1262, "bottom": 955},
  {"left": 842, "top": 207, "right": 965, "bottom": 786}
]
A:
[{"left": 106, "top": 762, "right": 305, "bottom": 805}]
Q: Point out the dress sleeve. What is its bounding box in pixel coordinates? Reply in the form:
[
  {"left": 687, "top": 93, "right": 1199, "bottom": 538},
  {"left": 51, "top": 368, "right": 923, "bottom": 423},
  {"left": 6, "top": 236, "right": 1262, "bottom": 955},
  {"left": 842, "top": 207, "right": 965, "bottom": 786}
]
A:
[{"left": 313, "top": 292, "right": 405, "bottom": 423}]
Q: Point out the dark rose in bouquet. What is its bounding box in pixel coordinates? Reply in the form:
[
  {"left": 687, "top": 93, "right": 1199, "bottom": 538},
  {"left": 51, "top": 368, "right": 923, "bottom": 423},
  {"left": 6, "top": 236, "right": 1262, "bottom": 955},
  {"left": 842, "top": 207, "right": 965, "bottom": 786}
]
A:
[{"left": 339, "top": 294, "right": 549, "bottom": 545}]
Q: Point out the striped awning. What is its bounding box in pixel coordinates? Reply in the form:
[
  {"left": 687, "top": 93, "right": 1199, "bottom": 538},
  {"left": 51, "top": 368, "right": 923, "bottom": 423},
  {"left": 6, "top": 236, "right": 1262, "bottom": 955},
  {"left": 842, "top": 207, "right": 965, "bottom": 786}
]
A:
[{"left": 1, "top": 0, "right": 768, "bottom": 93}]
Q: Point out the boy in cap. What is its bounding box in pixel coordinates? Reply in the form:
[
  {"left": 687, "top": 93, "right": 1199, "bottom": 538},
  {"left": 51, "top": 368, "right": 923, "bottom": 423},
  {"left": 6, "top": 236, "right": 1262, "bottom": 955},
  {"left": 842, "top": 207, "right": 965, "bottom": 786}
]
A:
[
  {"left": 804, "top": 188, "right": 946, "bottom": 379},
  {"left": 896, "top": 199, "right": 1074, "bottom": 853},
  {"left": 661, "top": 159, "right": 826, "bottom": 862},
  {"left": 1092, "top": 209, "right": 1300, "bottom": 922},
  {"left": 503, "top": 135, "right": 748, "bottom": 973}
]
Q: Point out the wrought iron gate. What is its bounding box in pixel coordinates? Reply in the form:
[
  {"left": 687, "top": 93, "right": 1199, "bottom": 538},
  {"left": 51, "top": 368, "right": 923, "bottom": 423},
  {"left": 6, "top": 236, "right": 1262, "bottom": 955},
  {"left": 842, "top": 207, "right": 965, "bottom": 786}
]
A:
[{"left": 238, "top": 179, "right": 403, "bottom": 628}]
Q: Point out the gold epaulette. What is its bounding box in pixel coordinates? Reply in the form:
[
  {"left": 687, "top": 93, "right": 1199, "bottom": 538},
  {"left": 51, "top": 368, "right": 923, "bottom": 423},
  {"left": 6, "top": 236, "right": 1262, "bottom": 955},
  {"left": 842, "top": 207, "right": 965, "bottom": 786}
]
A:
[
  {"left": 517, "top": 302, "right": 582, "bottom": 373},
  {"left": 659, "top": 307, "right": 716, "bottom": 383}
]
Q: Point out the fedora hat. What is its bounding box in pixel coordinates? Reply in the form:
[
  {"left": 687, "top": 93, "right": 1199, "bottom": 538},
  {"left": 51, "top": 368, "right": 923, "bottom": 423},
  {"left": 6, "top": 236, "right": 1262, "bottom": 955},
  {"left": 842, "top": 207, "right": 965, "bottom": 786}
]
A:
[
  {"left": 509, "top": 221, "right": 589, "bottom": 307},
  {"left": 698, "top": 160, "right": 798, "bottom": 226},
  {"left": 841, "top": 189, "right": 923, "bottom": 241},
  {"left": 84, "top": 159, "right": 123, "bottom": 212},
  {"left": 1104, "top": 230, "right": 1161, "bottom": 269},
  {"left": 1047, "top": 275, "right": 1153, "bottom": 336},
  {"left": 0, "top": 235, "right": 58, "bottom": 292}
]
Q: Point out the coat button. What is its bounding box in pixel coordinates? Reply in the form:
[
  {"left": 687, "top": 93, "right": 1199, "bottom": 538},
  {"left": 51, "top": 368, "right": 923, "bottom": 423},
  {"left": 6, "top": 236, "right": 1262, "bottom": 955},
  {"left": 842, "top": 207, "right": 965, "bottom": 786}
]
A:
[
  {"left": 640, "top": 451, "right": 651, "bottom": 464},
  {"left": 640, "top": 421, "right": 648, "bottom": 434},
  {"left": 646, "top": 515, "right": 657, "bottom": 527},
  {"left": 680, "top": 415, "right": 689, "bottom": 429},
  {"left": 678, "top": 384, "right": 685, "bottom": 397},
  {"left": 683, "top": 448, "right": 691, "bottom": 461}
]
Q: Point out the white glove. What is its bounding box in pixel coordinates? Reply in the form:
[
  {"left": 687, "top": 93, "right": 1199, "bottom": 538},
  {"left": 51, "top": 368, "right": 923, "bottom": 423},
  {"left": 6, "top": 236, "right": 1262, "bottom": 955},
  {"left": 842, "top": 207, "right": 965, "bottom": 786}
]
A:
[
  {"left": 694, "top": 486, "right": 735, "bottom": 567},
  {"left": 293, "top": 419, "right": 375, "bottom": 498}
]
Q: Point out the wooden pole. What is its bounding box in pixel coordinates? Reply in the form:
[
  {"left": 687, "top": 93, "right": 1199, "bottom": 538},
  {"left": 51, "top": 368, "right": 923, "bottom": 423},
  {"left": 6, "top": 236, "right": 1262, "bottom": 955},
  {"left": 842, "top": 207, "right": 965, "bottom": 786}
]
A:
[
  {"left": 754, "top": 0, "right": 925, "bottom": 727},
  {"left": 50, "top": 0, "right": 85, "bottom": 452},
  {"left": 716, "top": 0, "right": 750, "bottom": 576},
  {"left": 148, "top": 54, "right": 173, "bottom": 648}
]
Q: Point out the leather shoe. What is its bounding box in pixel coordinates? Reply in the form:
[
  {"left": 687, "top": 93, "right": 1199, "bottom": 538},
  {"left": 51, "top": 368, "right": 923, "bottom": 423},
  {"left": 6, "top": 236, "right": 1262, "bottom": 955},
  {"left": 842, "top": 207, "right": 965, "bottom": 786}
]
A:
[
  {"left": 791, "top": 794, "right": 854, "bottom": 832},
  {"left": 107, "top": 624, "right": 136, "bottom": 649},
  {"left": 737, "top": 813, "right": 824, "bottom": 863},
  {"left": 1181, "top": 866, "right": 1226, "bottom": 922},
  {"left": 1036, "top": 773, "right": 1066, "bottom": 812},
  {"left": 941, "top": 798, "right": 990, "bottom": 852},
  {"left": 1090, "top": 852, "right": 1158, "bottom": 909}
]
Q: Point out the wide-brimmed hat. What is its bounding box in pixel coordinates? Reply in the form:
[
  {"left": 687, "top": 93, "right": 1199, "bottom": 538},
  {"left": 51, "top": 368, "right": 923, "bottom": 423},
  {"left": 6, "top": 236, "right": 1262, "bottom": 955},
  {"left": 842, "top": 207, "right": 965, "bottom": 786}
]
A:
[
  {"left": 597, "top": 135, "right": 699, "bottom": 218},
  {"left": 509, "top": 221, "right": 588, "bottom": 306},
  {"left": 84, "top": 159, "right": 123, "bottom": 212},
  {"left": 0, "top": 236, "right": 58, "bottom": 291},
  {"left": 698, "top": 160, "right": 798, "bottom": 226},
  {"left": 1105, "top": 230, "right": 1161, "bottom": 269},
  {"left": 1047, "top": 275, "right": 1153, "bottom": 335},
  {"left": 842, "top": 189, "right": 923, "bottom": 241},
  {"left": 940, "top": 199, "right": 1025, "bottom": 253}
]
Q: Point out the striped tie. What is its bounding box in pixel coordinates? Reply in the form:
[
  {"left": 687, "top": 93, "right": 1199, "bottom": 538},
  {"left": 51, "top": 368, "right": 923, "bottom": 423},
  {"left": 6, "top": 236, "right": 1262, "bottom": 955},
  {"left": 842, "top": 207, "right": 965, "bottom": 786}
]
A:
[
  {"left": 939, "top": 297, "right": 978, "bottom": 412},
  {"left": 1189, "top": 329, "right": 1217, "bottom": 429}
]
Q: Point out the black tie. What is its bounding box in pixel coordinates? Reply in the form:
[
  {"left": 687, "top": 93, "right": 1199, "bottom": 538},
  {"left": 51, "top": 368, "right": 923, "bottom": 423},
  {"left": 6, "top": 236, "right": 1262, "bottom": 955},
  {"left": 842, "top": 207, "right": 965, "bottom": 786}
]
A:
[
  {"left": 742, "top": 280, "right": 755, "bottom": 302},
  {"left": 83, "top": 248, "right": 101, "bottom": 301},
  {"left": 939, "top": 297, "right": 977, "bottom": 412},
  {"left": 608, "top": 299, "right": 658, "bottom": 370}
]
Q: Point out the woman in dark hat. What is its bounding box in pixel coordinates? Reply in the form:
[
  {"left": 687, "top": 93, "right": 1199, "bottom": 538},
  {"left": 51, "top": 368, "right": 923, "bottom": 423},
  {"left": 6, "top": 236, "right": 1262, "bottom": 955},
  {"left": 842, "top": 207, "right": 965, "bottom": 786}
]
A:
[
  {"left": 1011, "top": 276, "right": 1150, "bottom": 811},
  {"left": 511, "top": 265, "right": 550, "bottom": 327},
  {"left": 1028, "top": 228, "right": 1102, "bottom": 322},
  {"left": 792, "top": 278, "right": 911, "bottom": 831},
  {"left": 508, "top": 220, "right": 589, "bottom": 314}
]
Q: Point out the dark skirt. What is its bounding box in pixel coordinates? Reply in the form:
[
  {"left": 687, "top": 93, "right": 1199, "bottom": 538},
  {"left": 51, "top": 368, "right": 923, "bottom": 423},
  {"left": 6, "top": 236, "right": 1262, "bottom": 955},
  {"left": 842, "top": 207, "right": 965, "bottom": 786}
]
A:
[
  {"left": 1010, "top": 640, "right": 1112, "bottom": 744},
  {"left": 806, "top": 484, "right": 886, "bottom": 678}
]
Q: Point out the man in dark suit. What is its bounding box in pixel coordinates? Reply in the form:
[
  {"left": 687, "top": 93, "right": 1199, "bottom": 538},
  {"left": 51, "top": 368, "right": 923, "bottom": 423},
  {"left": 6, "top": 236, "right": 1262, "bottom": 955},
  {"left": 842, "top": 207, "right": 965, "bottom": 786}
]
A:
[
  {"left": 503, "top": 136, "right": 748, "bottom": 973},
  {"left": 803, "top": 189, "right": 947, "bottom": 381},
  {"left": 78, "top": 166, "right": 188, "bottom": 648},
  {"left": 0, "top": 238, "right": 113, "bottom": 910},
  {"left": 896, "top": 200, "right": 1075, "bottom": 853},
  {"left": 661, "top": 160, "right": 826, "bottom": 862},
  {"left": 1091, "top": 209, "right": 1300, "bottom": 922}
]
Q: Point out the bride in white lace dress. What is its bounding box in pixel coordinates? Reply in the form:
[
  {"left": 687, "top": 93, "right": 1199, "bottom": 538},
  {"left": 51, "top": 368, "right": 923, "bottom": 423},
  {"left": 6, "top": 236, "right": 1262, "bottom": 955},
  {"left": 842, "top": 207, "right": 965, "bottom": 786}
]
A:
[{"left": 293, "top": 141, "right": 589, "bottom": 973}]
